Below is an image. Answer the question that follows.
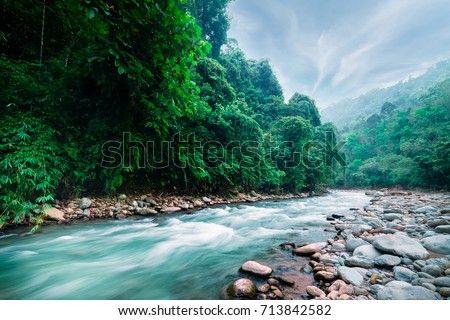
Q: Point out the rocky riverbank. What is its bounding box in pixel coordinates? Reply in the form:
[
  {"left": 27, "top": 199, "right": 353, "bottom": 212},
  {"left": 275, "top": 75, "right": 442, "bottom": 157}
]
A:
[
  {"left": 2, "top": 191, "right": 314, "bottom": 233},
  {"left": 227, "top": 190, "right": 450, "bottom": 300}
]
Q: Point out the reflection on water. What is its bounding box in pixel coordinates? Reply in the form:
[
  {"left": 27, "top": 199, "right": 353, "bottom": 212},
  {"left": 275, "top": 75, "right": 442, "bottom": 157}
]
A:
[{"left": 0, "top": 191, "right": 369, "bottom": 299}]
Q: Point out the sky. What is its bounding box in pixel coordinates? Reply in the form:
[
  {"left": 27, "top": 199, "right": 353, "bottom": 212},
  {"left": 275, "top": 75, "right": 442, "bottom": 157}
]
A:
[{"left": 228, "top": 0, "right": 450, "bottom": 108}]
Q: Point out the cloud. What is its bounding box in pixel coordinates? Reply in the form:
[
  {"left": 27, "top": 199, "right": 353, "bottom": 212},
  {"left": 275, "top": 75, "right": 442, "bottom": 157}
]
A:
[{"left": 228, "top": 0, "right": 450, "bottom": 108}]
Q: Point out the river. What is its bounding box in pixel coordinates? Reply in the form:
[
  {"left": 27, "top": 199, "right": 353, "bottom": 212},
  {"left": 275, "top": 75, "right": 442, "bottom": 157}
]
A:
[{"left": 0, "top": 191, "right": 369, "bottom": 299}]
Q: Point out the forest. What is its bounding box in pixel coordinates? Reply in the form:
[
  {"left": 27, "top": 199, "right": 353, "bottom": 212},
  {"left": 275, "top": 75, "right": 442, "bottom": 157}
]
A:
[
  {"left": 0, "top": 0, "right": 336, "bottom": 229},
  {"left": 1, "top": 0, "right": 449, "bottom": 231},
  {"left": 337, "top": 77, "right": 450, "bottom": 189}
]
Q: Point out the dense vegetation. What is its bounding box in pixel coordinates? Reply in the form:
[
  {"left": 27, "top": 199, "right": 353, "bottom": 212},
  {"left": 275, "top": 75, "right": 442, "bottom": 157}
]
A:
[
  {"left": 321, "top": 60, "right": 450, "bottom": 129},
  {"left": 0, "top": 0, "right": 337, "bottom": 229},
  {"left": 339, "top": 78, "right": 450, "bottom": 189}
]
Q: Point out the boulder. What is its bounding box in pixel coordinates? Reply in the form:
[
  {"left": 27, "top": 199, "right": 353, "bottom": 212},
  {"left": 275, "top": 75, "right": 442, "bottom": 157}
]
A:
[
  {"left": 353, "top": 245, "right": 383, "bottom": 259},
  {"left": 421, "top": 235, "right": 450, "bottom": 255},
  {"left": 337, "top": 266, "right": 363, "bottom": 286},
  {"left": 374, "top": 254, "right": 402, "bottom": 267},
  {"left": 240, "top": 261, "right": 272, "bottom": 278},
  {"left": 44, "top": 208, "right": 65, "bottom": 221},
  {"left": 79, "top": 198, "right": 92, "bottom": 210},
  {"left": 227, "top": 279, "right": 256, "bottom": 299},
  {"left": 293, "top": 242, "right": 327, "bottom": 255},
  {"left": 376, "top": 285, "right": 438, "bottom": 300},
  {"left": 373, "top": 235, "right": 429, "bottom": 260}
]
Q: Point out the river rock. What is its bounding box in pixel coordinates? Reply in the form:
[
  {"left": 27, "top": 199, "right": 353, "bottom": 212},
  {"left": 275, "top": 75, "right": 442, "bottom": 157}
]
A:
[
  {"left": 428, "top": 219, "right": 450, "bottom": 228},
  {"left": 44, "top": 208, "right": 65, "bottom": 221},
  {"left": 376, "top": 285, "right": 438, "bottom": 300},
  {"left": 415, "top": 206, "right": 438, "bottom": 214},
  {"left": 227, "top": 278, "right": 256, "bottom": 299},
  {"left": 293, "top": 242, "right": 327, "bottom": 255},
  {"left": 383, "top": 208, "right": 403, "bottom": 214},
  {"left": 382, "top": 214, "right": 403, "bottom": 222},
  {"left": 145, "top": 197, "right": 158, "bottom": 206},
  {"left": 328, "top": 279, "right": 347, "bottom": 292},
  {"left": 346, "top": 238, "right": 369, "bottom": 251},
  {"left": 160, "top": 207, "right": 182, "bottom": 213},
  {"left": 240, "top": 261, "right": 272, "bottom": 278},
  {"left": 139, "top": 208, "right": 158, "bottom": 216},
  {"left": 202, "top": 197, "right": 212, "bottom": 203},
  {"left": 345, "top": 256, "right": 374, "bottom": 268},
  {"left": 440, "top": 287, "right": 450, "bottom": 298},
  {"left": 118, "top": 194, "right": 127, "bottom": 201},
  {"left": 79, "top": 198, "right": 92, "bottom": 210},
  {"left": 386, "top": 280, "right": 412, "bottom": 289},
  {"left": 193, "top": 200, "right": 204, "bottom": 207},
  {"left": 353, "top": 245, "right": 383, "bottom": 259},
  {"left": 337, "top": 266, "right": 364, "bottom": 286},
  {"left": 433, "top": 277, "right": 450, "bottom": 287},
  {"left": 393, "top": 266, "right": 418, "bottom": 282},
  {"left": 306, "top": 286, "right": 326, "bottom": 298},
  {"left": 315, "top": 271, "right": 336, "bottom": 282},
  {"left": 421, "top": 265, "right": 442, "bottom": 277},
  {"left": 372, "top": 235, "right": 429, "bottom": 260},
  {"left": 421, "top": 235, "right": 450, "bottom": 255},
  {"left": 435, "top": 225, "right": 450, "bottom": 234},
  {"left": 374, "top": 254, "right": 402, "bottom": 267},
  {"left": 257, "top": 283, "right": 270, "bottom": 293}
]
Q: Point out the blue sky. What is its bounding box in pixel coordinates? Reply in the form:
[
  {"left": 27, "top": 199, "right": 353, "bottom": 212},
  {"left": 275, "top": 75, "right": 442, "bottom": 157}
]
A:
[{"left": 228, "top": 0, "right": 450, "bottom": 108}]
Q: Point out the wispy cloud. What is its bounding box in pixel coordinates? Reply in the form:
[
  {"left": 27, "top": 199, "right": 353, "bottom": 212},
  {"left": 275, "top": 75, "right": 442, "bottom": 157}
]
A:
[{"left": 228, "top": 0, "right": 450, "bottom": 108}]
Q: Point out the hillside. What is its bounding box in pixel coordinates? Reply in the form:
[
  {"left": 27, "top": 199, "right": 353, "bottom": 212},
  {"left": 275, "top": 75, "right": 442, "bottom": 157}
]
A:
[{"left": 321, "top": 59, "right": 450, "bottom": 129}]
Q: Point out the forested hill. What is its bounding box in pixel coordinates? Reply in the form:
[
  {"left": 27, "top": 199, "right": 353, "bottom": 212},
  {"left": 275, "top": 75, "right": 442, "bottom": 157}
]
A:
[
  {"left": 0, "top": 0, "right": 336, "bottom": 230},
  {"left": 321, "top": 59, "right": 450, "bottom": 129},
  {"left": 338, "top": 78, "right": 450, "bottom": 189}
]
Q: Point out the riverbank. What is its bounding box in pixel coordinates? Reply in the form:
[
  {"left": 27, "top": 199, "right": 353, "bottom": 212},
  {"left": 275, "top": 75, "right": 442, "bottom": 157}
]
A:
[
  {"left": 1, "top": 190, "right": 322, "bottom": 235},
  {"left": 228, "top": 189, "right": 450, "bottom": 300}
]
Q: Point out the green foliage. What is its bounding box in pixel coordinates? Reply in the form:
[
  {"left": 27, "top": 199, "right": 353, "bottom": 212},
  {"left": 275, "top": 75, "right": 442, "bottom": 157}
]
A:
[
  {"left": 0, "top": 0, "right": 337, "bottom": 231},
  {"left": 0, "top": 108, "right": 65, "bottom": 229},
  {"left": 341, "top": 78, "right": 450, "bottom": 189}
]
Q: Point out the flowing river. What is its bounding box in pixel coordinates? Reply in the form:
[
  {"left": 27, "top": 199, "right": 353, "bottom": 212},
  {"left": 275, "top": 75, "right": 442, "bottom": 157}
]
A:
[{"left": 0, "top": 191, "right": 369, "bottom": 299}]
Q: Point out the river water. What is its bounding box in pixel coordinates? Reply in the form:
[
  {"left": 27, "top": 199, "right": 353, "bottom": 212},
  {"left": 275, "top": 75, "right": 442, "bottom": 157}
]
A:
[{"left": 0, "top": 191, "right": 369, "bottom": 299}]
